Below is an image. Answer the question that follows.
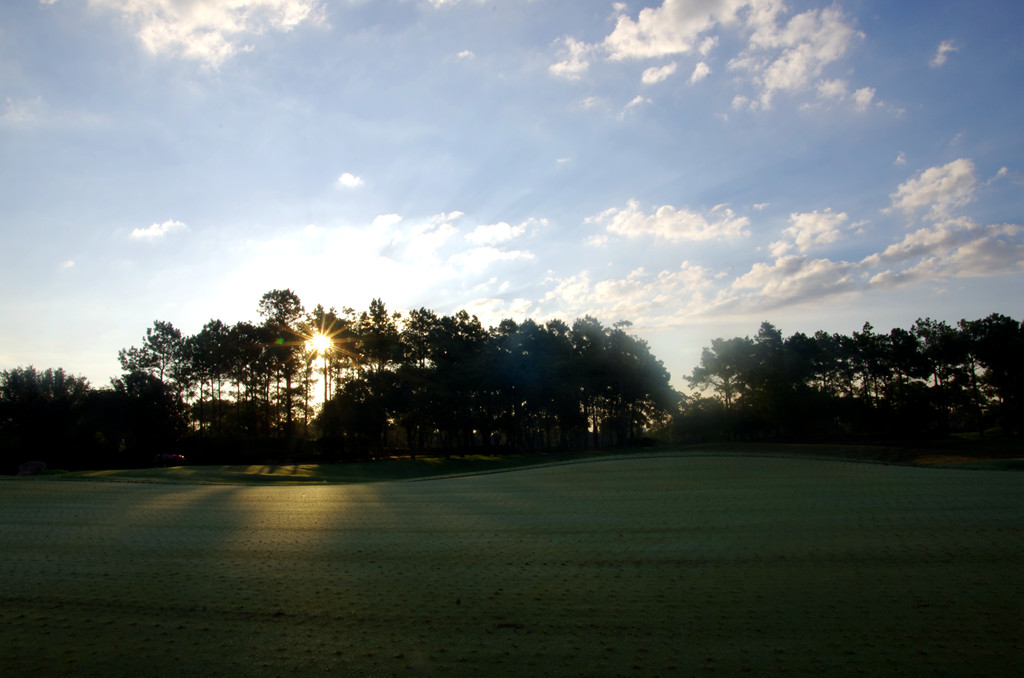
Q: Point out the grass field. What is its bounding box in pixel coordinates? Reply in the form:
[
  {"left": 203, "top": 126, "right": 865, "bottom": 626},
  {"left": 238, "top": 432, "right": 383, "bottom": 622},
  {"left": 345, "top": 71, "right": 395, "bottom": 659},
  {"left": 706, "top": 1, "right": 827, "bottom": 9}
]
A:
[{"left": 1, "top": 453, "right": 1022, "bottom": 676}]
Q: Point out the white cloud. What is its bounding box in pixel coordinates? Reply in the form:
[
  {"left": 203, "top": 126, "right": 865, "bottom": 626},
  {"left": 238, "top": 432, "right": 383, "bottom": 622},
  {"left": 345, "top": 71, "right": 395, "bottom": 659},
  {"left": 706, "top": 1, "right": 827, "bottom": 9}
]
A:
[
  {"left": 438, "top": 210, "right": 465, "bottom": 222},
  {"left": 931, "top": 39, "right": 958, "bottom": 68},
  {"left": 546, "top": 156, "right": 1023, "bottom": 320},
  {"left": 861, "top": 220, "right": 1021, "bottom": 271},
  {"left": 543, "top": 262, "right": 718, "bottom": 328},
  {"left": 894, "top": 151, "right": 907, "bottom": 166},
  {"left": 544, "top": 209, "right": 1023, "bottom": 328},
  {"left": 769, "top": 240, "right": 792, "bottom": 258},
  {"left": 550, "top": 36, "right": 593, "bottom": 80},
  {"left": 641, "top": 62, "right": 678, "bottom": 85},
  {"left": 456, "top": 50, "right": 475, "bottom": 60},
  {"left": 226, "top": 218, "right": 456, "bottom": 313},
  {"left": 588, "top": 199, "right": 750, "bottom": 242},
  {"left": 338, "top": 172, "right": 364, "bottom": 188},
  {"left": 390, "top": 211, "right": 463, "bottom": 262},
  {"left": 871, "top": 236, "right": 1024, "bottom": 288},
  {"left": 890, "top": 158, "right": 976, "bottom": 220},
  {"left": 624, "top": 95, "right": 652, "bottom": 111},
  {"left": 466, "top": 217, "right": 544, "bottom": 246},
  {"left": 91, "top": 0, "right": 325, "bottom": 68},
  {"left": 555, "top": 1, "right": 870, "bottom": 113},
  {"left": 861, "top": 222, "right": 967, "bottom": 268},
  {"left": 603, "top": 0, "right": 747, "bottom": 61},
  {"left": 59, "top": 260, "right": 75, "bottom": 269},
  {"left": 780, "top": 208, "right": 848, "bottom": 252},
  {"left": 130, "top": 219, "right": 187, "bottom": 239},
  {"left": 985, "top": 223, "right": 1022, "bottom": 238},
  {"left": 689, "top": 61, "right": 711, "bottom": 84},
  {"left": 562, "top": 202, "right": 1016, "bottom": 321},
  {"left": 372, "top": 213, "right": 403, "bottom": 229},
  {"left": 698, "top": 35, "right": 719, "bottom": 57},
  {"left": 982, "top": 166, "right": 1011, "bottom": 187},
  {"left": 735, "top": 5, "right": 863, "bottom": 109},
  {"left": 816, "top": 78, "right": 847, "bottom": 100},
  {"left": 402, "top": 222, "right": 458, "bottom": 261},
  {"left": 448, "top": 247, "right": 535, "bottom": 275},
  {"left": 852, "top": 86, "right": 874, "bottom": 111},
  {"left": 731, "top": 255, "right": 858, "bottom": 306},
  {"left": 228, "top": 210, "right": 474, "bottom": 307},
  {"left": 466, "top": 221, "right": 526, "bottom": 245},
  {"left": 811, "top": 80, "right": 878, "bottom": 112}
]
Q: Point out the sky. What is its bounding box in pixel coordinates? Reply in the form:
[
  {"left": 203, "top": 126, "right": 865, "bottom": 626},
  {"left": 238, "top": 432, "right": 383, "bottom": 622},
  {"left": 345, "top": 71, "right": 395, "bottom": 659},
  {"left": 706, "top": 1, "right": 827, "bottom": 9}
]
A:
[{"left": 1, "top": 0, "right": 1022, "bottom": 392}]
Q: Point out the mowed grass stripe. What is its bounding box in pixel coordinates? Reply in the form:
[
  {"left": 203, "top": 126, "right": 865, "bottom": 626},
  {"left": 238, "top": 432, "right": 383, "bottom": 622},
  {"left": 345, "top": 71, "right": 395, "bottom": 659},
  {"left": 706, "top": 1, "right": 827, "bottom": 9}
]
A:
[{"left": 1, "top": 456, "right": 1021, "bottom": 677}]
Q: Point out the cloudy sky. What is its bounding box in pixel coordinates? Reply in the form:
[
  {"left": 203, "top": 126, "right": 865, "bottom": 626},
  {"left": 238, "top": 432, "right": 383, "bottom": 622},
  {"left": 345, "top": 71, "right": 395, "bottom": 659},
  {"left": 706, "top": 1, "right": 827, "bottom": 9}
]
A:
[{"left": 2, "top": 0, "right": 1022, "bottom": 390}]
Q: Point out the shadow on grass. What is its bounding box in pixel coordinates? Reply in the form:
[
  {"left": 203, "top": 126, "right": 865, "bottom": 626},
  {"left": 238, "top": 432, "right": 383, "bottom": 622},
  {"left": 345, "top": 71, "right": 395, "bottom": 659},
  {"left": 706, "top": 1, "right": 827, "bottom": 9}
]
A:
[{"left": 42, "top": 441, "right": 1023, "bottom": 485}]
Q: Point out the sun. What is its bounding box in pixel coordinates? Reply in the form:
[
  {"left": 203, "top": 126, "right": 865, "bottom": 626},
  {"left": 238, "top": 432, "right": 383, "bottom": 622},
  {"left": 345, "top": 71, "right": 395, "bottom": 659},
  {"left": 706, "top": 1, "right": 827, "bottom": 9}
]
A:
[{"left": 308, "top": 333, "right": 332, "bottom": 355}]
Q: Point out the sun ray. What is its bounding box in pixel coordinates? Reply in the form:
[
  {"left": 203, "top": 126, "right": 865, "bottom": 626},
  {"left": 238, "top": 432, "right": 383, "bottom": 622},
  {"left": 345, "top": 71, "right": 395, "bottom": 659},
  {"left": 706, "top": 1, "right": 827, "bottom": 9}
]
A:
[{"left": 308, "top": 332, "right": 331, "bottom": 355}]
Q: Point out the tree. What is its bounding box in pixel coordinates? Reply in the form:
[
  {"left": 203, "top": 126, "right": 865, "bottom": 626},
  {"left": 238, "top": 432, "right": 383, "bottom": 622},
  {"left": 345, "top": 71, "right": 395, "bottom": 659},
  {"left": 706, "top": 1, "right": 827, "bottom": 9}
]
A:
[
  {"left": 395, "top": 307, "right": 442, "bottom": 453},
  {"left": 570, "top": 316, "right": 611, "bottom": 448},
  {"left": 330, "top": 299, "right": 404, "bottom": 454},
  {"left": 913, "top": 317, "right": 965, "bottom": 433},
  {"left": 966, "top": 313, "right": 1024, "bottom": 435},
  {"left": 540, "top": 319, "right": 586, "bottom": 448},
  {"left": 118, "top": 320, "right": 184, "bottom": 387},
  {"left": 0, "top": 366, "right": 91, "bottom": 471},
  {"left": 852, "top": 322, "right": 887, "bottom": 404},
  {"left": 182, "top": 319, "right": 233, "bottom": 434},
  {"left": 430, "top": 310, "right": 488, "bottom": 450},
  {"left": 601, "top": 323, "right": 676, "bottom": 445},
  {"left": 110, "top": 370, "right": 185, "bottom": 457},
  {"left": 257, "top": 289, "right": 305, "bottom": 436},
  {"left": 306, "top": 304, "right": 353, "bottom": 407},
  {"left": 221, "top": 320, "right": 268, "bottom": 436},
  {"left": 356, "top": 298, "right": 402, "bottom": 376},
  {"left": 687, "top": 336, "right": 752, "bottom": 412}
]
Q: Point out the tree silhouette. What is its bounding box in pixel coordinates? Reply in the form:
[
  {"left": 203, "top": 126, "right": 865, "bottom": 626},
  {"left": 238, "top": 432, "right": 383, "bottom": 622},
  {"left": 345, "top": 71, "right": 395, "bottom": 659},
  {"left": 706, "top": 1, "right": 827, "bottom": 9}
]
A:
[
  {"left": 80, "top": 303, "right": 1021, "bottom": 467},
  {"left": 687, "top": 336, "right": 752, "bottom": 412},
  {"left": 118, "top": 320, "right": 183, "bottom": 385},
  {"left": 0, "top": 366, "right": 91, "bottom": 471},
  {"left": 257, "top": 289, "right": 305, "bottom": 436}
]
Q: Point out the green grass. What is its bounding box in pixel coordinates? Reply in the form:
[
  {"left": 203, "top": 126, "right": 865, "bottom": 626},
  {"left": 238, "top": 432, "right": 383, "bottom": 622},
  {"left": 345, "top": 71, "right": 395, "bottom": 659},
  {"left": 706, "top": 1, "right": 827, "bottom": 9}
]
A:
[{"left": 2, "top": 453, "right": 1022, "bottom": 676}]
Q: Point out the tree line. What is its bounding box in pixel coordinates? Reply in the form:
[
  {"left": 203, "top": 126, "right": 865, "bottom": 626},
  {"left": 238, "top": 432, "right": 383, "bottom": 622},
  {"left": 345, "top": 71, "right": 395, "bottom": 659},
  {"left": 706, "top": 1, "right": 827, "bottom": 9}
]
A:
[
  {"left": 674, "top": 315, "right": 1023, "bottom": 442},
  {"left": 1, "top": 290, "right": 675, "bottom": 471},
  {"left": 2, "top": 294, "right": 1020, "bottom": 472}
]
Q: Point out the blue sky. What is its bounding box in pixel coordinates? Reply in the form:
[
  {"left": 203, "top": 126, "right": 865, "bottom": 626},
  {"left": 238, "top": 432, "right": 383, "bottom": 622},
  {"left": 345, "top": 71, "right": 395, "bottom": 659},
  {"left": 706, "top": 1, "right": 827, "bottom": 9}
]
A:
[{"left": 2, "top": 0, "right": 1022, "bottom": 391}]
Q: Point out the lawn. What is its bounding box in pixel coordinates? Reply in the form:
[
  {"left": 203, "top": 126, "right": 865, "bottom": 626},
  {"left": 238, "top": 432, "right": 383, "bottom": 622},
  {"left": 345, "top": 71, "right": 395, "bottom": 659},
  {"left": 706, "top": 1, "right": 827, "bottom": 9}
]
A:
[{"left": 1, "top": 454, "right": 1021, "bottom": 676}]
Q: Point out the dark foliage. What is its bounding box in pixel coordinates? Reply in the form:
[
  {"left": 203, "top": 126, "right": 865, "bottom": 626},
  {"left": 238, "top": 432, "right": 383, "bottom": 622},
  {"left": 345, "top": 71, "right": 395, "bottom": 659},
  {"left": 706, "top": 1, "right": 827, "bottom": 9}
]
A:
[
  {"left": 672, "top": 314, "right": 1023, "bottom": 443},
  {"left": 3, "top": 301, "right": 1020, "bottom": 472},
  {"left": 2, "top": 292, "right": 676, "bottom": 470}
]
